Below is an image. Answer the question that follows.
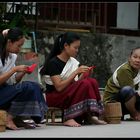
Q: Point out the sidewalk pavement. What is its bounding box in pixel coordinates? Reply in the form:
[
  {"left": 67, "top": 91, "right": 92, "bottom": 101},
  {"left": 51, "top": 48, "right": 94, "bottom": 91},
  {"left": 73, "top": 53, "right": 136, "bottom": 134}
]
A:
[{"left": 0, "top": 120, "right": 140, "bottom": 138}]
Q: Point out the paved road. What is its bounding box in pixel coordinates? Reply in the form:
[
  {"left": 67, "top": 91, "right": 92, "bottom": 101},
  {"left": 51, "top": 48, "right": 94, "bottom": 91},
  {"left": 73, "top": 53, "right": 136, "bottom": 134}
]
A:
[{"left": 0, "top": 121, "right": 140, "bottom": 138}]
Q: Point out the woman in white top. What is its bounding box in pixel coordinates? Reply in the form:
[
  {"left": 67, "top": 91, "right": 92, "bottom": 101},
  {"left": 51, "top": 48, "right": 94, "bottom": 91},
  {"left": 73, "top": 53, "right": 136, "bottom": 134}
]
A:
[{"left": 0, "top": 27, "right": 47, "bottom": 130}]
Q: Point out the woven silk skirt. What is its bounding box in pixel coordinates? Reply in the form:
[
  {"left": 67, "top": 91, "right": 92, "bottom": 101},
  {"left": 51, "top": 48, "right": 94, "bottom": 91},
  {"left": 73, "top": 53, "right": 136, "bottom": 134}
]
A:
[
  {"left": 46, "top": 78, "right": 104, "bottom": 121},
  {"left": 0, "top": 81, "right": 48, "bottom": 123}
]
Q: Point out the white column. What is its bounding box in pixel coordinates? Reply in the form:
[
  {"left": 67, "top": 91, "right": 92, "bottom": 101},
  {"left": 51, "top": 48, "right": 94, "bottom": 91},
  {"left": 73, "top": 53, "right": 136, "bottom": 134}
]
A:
[{"left": 117, "top": 2, "right": 139, "bottom": 30}]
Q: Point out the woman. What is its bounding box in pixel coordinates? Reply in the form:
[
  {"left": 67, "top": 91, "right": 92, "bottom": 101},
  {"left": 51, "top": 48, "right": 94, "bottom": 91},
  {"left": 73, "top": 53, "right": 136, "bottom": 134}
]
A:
[
  {"left": 40, "top": 32, "right": 107, "bottom": 127},
  {"left": 0, "top": 27, "right": 47, "bottom": 130},
  {"left": 103, "top": 47, "right": 140, "bottom": 121}
]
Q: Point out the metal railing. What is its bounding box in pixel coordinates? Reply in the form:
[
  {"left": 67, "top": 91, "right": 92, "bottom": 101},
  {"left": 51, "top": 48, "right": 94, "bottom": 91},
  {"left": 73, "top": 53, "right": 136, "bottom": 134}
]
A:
[
  {"left": 2, "top": 2, "right": 108, "bottom": 32},
  {"left": 37, "top": 2, "right": 107, "bottom": 32}
]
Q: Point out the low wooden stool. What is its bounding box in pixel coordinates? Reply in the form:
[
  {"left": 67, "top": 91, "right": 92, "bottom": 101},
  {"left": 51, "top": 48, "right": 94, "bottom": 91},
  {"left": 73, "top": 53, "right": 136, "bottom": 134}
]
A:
[
  {"left": 46, "top": 107, "right": 64, "bottom": 125},
  {"left": 104, "top": 102, "right": 122, "bottom": 124},
  {"left": 0, "top": 110, "right": 7, "bottom": 132}
]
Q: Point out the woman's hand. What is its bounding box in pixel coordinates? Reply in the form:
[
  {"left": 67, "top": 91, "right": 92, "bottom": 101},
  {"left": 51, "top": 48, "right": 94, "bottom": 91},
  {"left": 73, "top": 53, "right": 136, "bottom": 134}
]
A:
[
  {"left": 75, "top": 65, "right": 90, "bottom": 75},
  {"left": 13, "top": 65, "right": 31, "bottom": 83},
  {"left": 12, "top": 65, "right": 28, "bottom": 73},
  {"left": 76, "top": 65, "right": 95, "bottom": 80},
  {"left": 137, "top": 91, "right": 140, "bottom": 96},
  {"left": 0, "top": 65, "right": 28, "bottom": 85},
  {"left": 2, "top": 29, "right": 10, "bottom": 37}
]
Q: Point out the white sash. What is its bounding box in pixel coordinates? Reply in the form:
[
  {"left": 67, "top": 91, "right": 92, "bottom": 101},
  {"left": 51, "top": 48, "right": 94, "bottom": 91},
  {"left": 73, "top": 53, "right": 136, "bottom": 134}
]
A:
[
  {"left": 44, "top": 57, "right": 79, "bottom": 85},
  {"left": 112, "top": 62, "right": 126, "bottom": 87},
  {"left": 112, "top": 62, "right": 140, "bottom": 91},
  {"left": 133, "top": 72, "right": 140, "bottom": 91}
]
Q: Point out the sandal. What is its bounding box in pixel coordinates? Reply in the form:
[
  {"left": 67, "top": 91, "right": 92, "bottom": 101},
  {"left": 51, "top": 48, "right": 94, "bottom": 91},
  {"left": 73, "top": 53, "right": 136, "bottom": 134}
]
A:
[
  {"left": 13, "top": 118, "right": 36, "bottom": 129},
  {"left": 23, "top": 123, "right": 36, "bottom": 129}
]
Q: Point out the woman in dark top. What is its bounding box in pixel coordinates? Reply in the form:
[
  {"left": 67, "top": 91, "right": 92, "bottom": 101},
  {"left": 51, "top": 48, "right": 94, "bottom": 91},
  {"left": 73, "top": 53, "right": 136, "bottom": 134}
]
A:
[{"left": 40, "top": 32, "right": 107, "bottom": 127}]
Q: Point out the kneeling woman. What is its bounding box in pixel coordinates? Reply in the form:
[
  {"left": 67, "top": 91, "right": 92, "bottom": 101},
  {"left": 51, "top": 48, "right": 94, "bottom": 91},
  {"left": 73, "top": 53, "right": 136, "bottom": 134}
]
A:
[
  {"left": 103, "top": 47, "right": 140, "bottom": 121},
  {"left": 40, "top": 32, "right": 107, "bottom": 127},
  {"left": 0, "top": 28, "right": 47, "bottom": 130}
]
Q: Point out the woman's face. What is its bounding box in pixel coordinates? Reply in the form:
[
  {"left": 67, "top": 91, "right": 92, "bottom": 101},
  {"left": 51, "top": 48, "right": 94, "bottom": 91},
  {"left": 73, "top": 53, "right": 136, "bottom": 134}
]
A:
[
  {"left": 7, "top": 37, "right": 25, "bottom": 54},
  {"left": 64, "top": 40, "right": 80, "bottom": 58},
  {"left": 129, "top": 49, "right": 140, "bottom": 70}
]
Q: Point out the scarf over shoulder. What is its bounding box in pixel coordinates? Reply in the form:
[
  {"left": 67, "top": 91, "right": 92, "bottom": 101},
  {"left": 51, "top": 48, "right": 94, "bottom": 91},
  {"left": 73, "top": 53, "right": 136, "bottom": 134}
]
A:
[
  {"left": 44, "top": 57, "right": 79, "bottom": 85},
  {"left": 112, "top": 62, "right": 140, "bottom": 92}
]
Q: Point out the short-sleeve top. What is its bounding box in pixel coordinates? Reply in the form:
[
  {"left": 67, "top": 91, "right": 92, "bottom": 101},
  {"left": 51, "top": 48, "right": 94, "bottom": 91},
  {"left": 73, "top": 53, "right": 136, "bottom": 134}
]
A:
[
  {"left": 0, "top": 53, "right": 17, "bottom": 85},
  {"left": 45, "top": 56, "right": 66, "bottom": 92}
]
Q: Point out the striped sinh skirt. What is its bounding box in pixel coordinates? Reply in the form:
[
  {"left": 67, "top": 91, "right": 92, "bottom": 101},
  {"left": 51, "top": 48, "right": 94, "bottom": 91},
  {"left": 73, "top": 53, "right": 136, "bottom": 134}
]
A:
[
  {"left": 46, "top": 78, "right": 104, "bottom": 121},
  {"left": 0, "top": 81, "right": 48, "bottom": 123}
]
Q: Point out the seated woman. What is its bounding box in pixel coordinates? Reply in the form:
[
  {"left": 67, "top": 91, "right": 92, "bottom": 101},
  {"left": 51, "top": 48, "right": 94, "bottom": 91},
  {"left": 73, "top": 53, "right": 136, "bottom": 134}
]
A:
[
  {"left": 0, "top": 27, "right": 48, "bottom": 130},
  {"left": 40, "top": 32, "right": 107, "bottom": 127},
  {"left": 103, "top": 47, "right": 140, "bottom": 121}
]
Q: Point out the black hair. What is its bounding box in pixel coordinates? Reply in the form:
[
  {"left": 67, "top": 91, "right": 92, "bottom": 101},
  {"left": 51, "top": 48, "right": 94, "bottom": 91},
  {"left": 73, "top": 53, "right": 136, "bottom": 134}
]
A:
[
  {"left": 0, "top": 27, "right": 24, "bottom": 66},
  {"left": 40, "top": 32, "right": 80, "bottom": 75},
  {"left": 130, "top": 47, "right": 140, "bottom": 56}
]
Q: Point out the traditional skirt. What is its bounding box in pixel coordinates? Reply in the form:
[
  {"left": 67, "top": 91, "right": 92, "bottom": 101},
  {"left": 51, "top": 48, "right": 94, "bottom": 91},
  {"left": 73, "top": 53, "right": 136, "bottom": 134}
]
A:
[
  {"left": 45, "top": 78, "right": 104, "bottom": 121},
  {"left": 0, "top": 81, "right": 48, "bottom": 123}
]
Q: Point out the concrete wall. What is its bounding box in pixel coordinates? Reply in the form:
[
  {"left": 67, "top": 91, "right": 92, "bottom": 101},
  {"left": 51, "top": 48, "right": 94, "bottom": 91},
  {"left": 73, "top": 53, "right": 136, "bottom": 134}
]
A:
[{"left": 107, "top": 34, "right": 140, "bottom": 72}]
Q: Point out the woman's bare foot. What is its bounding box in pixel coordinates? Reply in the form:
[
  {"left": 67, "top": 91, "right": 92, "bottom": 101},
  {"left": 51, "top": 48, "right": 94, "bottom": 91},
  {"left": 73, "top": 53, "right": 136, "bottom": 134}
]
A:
[
  {"left": 91, "top": 116, "right": 107, "bottom": 125},
  {"left": 6, "top": 114, "right": 20, "bottom": 130},
  {"left": 63, "top": 119, "right": 81, "bottom": 127},
  {"left": 131, "top": 112, "right": 140, "bottom": 121}
]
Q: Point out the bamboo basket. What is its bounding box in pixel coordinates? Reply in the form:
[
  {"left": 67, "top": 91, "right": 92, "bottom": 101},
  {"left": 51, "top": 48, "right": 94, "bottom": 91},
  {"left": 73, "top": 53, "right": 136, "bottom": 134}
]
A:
[
  {"left": 0, "top": 110, "right": 7, "bottom": 132},
  {"left": 104, "top": 102, "right": 122, "bottom": 124}
]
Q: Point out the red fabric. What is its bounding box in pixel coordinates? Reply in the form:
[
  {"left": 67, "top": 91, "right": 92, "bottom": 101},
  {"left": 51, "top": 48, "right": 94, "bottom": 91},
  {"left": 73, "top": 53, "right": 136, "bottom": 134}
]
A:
[
  {"left": 26, "top": 63, "right": 37, "bottom": 74},
  {"left": 45, "top": 77, "right": 104, "bottom": 121},
  {"left": 81, "top": 66, "right": 96, "bottom": 79}
]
